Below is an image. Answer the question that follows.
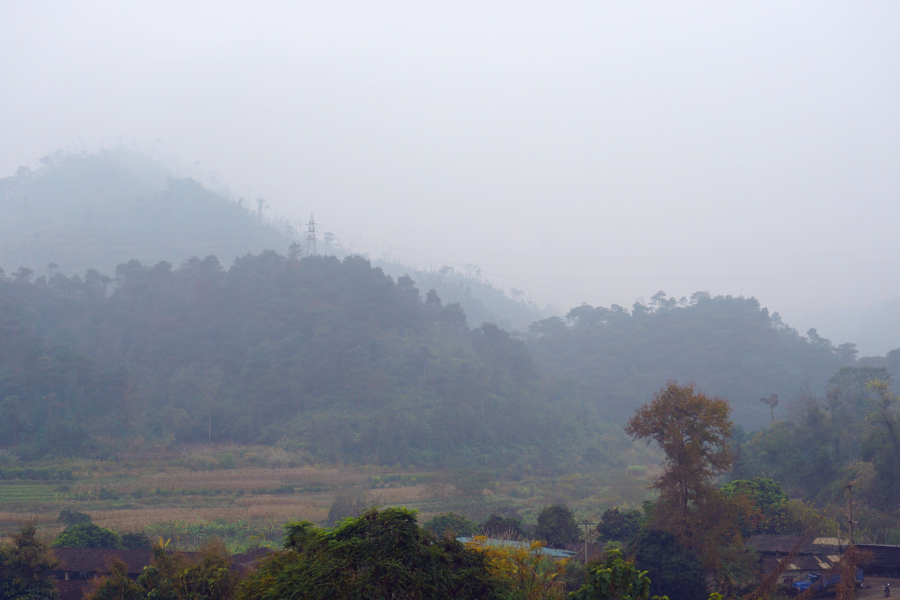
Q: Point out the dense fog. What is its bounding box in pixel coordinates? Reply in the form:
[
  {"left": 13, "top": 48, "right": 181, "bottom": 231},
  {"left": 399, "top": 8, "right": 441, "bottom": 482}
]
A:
[{"left": 2, "top": 2, "right": 899, "bottom": 354}]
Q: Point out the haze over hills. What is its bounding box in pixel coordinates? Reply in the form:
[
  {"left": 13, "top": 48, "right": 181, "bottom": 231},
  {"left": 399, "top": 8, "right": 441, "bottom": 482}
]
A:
[
  {"left": 0, "top": 148, "right": 292, "bottom": 277},
  {"left": 527, "top": 295, "right": 899, "bottom": 429},
  {"left": 0, "top": 149, "right": 545, "bottom": 332},
  {"left": 1, "top": 149, "right": 898, "bottom": 451}
]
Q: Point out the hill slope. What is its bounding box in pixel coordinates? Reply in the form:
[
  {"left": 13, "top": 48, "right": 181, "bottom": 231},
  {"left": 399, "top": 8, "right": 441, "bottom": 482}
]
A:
[
  {"left": 0, "top": 148, "right": 290, "bottom": 276},
  {"left": 0, "top": 253, "right": 628, "bottom": 470},
  {"left": 526, "top": 293, "right": 868, "bottom": 428}
]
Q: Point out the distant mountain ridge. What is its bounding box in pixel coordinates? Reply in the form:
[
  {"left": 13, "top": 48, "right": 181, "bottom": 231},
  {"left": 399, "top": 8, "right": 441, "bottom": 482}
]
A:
[
  {"left": 0, "top": 148, "right": 291, "bottom": 277},
  {"left": 0, "top": 148, "right": 548, "bottom": 333}
]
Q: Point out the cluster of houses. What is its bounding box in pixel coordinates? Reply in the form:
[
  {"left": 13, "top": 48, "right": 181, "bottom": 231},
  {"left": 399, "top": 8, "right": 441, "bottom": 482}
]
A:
[{"left": 747, "top": 535, "right": 900, "bottom": 586}]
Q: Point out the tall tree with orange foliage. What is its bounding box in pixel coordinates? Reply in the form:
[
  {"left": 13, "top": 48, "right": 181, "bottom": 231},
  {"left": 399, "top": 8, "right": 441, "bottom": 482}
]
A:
[{"left": 626, "top": 382, "right": 741, "bottom": 572}]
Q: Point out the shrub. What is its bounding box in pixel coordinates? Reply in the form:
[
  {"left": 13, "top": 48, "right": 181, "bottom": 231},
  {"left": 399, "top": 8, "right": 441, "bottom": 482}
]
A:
[{"left": 52, "top": 523, "right": 124, "bottom": 549}]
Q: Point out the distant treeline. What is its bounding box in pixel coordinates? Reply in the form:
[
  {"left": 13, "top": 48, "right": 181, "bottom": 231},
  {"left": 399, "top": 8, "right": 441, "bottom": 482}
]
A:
[
  {"left": 525, "top": 293, "right": 897, "bottom": 427},
  {"left": 1, "top": 252, "right": 895, "bottom": 466},
  {"left": 0, "top": 253, "right": 628, "bottom": 469}
]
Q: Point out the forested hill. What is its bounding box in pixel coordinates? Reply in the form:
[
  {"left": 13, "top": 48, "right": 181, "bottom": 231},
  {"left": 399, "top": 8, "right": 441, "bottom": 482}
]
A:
[
  {"left": 0, "top": 148, "right": 290, "bottom": 276},
  {"left": 0, "top": 253, "right": 625, "bottom": 468},
  {"left": 526, "top": 293, "right": 883, "bottom": 429}
]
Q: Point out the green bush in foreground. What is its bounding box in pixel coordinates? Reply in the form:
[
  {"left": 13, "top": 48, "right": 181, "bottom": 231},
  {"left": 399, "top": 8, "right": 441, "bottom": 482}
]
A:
[
  {"left": 0, "top": 524, "right": 59, "bottom": 600},
  {"left": 570, "top": 548, "right": 667, "bottom": 600},
  {"left": 239, "top": 507, "right": 506, "bottom": 600}
]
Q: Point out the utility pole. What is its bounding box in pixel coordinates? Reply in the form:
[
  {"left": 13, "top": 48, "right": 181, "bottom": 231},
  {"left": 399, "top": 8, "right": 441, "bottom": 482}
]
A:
[
  {"left": 846, "top": 484, "right": 857, "bottom": 546},
  {"left": 306, "top": 214, "right": 317, "bottom": 257},
  {"left": 578, "top": 519, "right": 594, "bottom": 563}
]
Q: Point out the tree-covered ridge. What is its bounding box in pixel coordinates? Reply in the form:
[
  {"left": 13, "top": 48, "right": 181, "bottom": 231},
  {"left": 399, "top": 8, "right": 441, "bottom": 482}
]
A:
[
  {"left": 0, "top": 253, "right": 630, "bottom": 468},
  {"left": 526, "top": 292, "right": 869, "bottom": 428}
]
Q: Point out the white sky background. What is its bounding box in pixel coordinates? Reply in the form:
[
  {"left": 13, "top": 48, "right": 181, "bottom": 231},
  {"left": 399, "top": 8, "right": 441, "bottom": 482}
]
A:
[{"left": 1, "top": 2, "right": 899, "bottom": 352}]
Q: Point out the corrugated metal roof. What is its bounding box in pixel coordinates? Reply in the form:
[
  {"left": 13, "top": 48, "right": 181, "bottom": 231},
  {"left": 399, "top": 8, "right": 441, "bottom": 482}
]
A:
[{"left": 746, "top": 535, "right": 843, "bottom": 555}]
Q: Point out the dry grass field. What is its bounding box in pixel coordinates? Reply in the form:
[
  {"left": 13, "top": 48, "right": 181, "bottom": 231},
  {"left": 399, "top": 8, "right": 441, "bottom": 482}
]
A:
[{"left": 0, "top": 446, "right": 654, "bottom": 551}]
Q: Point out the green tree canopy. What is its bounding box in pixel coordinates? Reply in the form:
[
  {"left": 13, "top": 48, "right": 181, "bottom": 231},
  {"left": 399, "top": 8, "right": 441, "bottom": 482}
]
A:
[
  {"left": 423, "top": 513, "right": 480, "bottom": 538},
  {"left": 52, "top": 523, "right": 124, "bottom": 549},
  {"left": 628, "top": 530, "right": 705, "bottom": 600},
  {"left": 0, "top": 523, "right": 59, "bottom": 600},
  {"left": 534, "top": 504, "right": 579, "bottom": 546},
  {"left": 596, "top": 507, "right": 643, "bottom": 544},
  {"left": 570, "top": 548, "right": 666, "bottom": 600},
  {"left": 527, "top": 294, "right": 859, "bottom": 429},
  {"left": 92, "top": 540, "right": 238, "bottom": 600},
  {"left": 0, "top": 252, "right": 620, "bottom": 472},
  {"left": 238, "top": 507, "right": 505, "bottom": 600},
  {"left": 481, "top": 514, "right": 526, "bottom": 539}
]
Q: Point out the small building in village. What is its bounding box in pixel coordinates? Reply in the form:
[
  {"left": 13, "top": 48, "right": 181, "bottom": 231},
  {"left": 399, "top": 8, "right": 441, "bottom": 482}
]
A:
[{"left": 747, "top": 535, "right": 900, "bottom": 585}]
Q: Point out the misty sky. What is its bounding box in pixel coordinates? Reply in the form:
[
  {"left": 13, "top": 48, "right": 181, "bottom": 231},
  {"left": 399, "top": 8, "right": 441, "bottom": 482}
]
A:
[{"left": 2, "top": 2, "right": 899, "bottom": 353}]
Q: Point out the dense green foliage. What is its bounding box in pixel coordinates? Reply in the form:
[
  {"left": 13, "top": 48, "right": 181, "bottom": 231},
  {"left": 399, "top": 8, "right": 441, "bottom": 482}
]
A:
[
  {"left": 0, "top": 524, "right": 59, "bottom": 600},
  {"left": 627, "top": 530, "right": 706, "bottom": 600},
  {"left": 0, "top": 252, "right": 626, "bottom": 468},
  {"left": 717, "top": 477, "right": 816, "bottom": 536},
  {"left": 570, "top": 549, "right": 662, "bottom": 600},
  {"left": 238, "top": 507, "right": 505, "bottom": 600},
  {"left": 52, "top": 523, "right": 124, "bottom": 549},
  {"left": 733, "top": 367, "right": 900, "bottom": 536},
  {"left": 93, "top": 542, "right": 239, "bottom": 600},
  {"left": 527, "top": 293, "right": 864, "bottom": 428},
  {"left": 596, "top": 508, "right": 642, "bottom": 544},
  {"left": 481, "top": 514, "right": 527, "bottom": 539},
  {"left": 423, "top": 513, "right": 481, "bottom": 538},
  {"left": 534, "top": 504, "right": 579, "bottom": 547}
]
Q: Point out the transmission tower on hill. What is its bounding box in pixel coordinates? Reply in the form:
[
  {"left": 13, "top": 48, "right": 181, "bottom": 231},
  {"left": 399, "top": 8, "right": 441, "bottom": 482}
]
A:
[{"left": 306, "top": 214, "right": 317, "bottom": 256}]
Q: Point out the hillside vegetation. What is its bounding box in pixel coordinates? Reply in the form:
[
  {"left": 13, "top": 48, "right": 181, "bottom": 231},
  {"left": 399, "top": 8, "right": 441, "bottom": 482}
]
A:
[
  {"left": 525, "top": 294, "right": 884, "bottom": 428},
  {"left": 0, "top": 148, "right": 289, "bottom": 276},
  {"left": 0, "top": 253, "right": 626, "bottom": 470}
]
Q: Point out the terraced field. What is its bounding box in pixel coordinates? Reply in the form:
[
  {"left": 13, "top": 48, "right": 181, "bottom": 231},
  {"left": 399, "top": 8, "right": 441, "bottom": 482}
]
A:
[{"left": 0, "top": 482, "right": 63, "bottom": 504}]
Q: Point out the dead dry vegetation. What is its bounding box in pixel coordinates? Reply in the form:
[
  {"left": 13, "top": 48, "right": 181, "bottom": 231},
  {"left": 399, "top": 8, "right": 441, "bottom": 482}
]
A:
[{"left": 0, "top": 449, "right": 655, "bottom": 552}]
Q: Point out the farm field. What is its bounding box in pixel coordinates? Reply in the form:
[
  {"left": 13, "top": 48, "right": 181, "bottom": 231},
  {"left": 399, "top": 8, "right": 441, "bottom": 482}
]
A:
[{"left": 0, "top": 444, "right": 654, "bottom": 552}]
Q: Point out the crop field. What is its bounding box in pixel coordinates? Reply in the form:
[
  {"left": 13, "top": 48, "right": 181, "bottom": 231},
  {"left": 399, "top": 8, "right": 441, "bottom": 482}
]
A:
[
  {"left": 0, "top": 483, "right": 66, "bottom": 504},
  {"left": 0, "top": 444, "right": 655, "bottom": 552}
]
